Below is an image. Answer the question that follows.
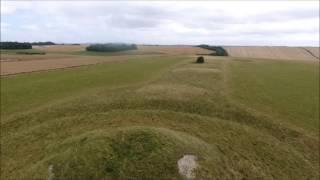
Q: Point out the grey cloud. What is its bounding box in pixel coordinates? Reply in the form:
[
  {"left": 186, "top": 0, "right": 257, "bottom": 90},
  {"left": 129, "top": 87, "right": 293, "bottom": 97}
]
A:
[
  {"left": 108, "top": 15, "right": 160, "bottom": 29},
  {"left": 1, "top": 1, "right": 319, "bottom": 46},
  {"left": 247, "top": 7, "right": 319, "bottom": 23}
]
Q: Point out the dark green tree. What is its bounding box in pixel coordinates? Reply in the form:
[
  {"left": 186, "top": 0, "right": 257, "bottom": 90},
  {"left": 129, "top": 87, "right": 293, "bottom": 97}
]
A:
[
  {"left": 0, "top": 42, "right": 32, "bottom": 49},
  {"left": 86, "top": 43, "right": 137, "bottom": 52}
]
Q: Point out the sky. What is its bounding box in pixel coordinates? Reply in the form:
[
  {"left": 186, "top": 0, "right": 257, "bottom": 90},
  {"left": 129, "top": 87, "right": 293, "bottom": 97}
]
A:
[{"left": 1, "top": 1, "right": 319, "bottom": 46}]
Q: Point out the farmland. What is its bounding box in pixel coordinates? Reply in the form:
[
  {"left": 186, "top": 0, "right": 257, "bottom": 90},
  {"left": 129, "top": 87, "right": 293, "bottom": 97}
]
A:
[
  {"left": 0, "top": 45, "right": 319, "bottom": 179},
  {"left": 0, "top": 45, "right": 212, "bottom": 75},
  {"left": 224, "top": 46, "right": 319, "bottom": 61}
]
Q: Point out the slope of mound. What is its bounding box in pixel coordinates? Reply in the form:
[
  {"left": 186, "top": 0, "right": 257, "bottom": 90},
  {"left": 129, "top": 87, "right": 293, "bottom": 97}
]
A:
[
  {"left": 224, "top": 46, "right": 319, "bottom": 61},
  {"left": 25, "top": 127, "right": 212, "bottom": 179}
]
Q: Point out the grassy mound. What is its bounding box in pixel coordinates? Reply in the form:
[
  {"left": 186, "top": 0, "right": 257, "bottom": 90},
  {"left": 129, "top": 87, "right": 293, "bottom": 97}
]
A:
[{"left": 24, "top": 127, "right": 213, "bottom": 179}]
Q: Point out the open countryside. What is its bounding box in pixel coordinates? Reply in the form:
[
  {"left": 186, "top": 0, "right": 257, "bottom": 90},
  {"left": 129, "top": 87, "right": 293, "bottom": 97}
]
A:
[
  {"left": 1, "top": 1, "right": 319, "bottom": 180},
  {"left": 1, "top": 43, "right": 319, "bottom": 179}
]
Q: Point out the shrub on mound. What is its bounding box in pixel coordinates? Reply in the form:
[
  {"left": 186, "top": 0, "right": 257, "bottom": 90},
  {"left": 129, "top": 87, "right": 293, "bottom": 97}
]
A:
[
  {"left": 86, "top": 43, "right": 138, "bottom": 52},
  {"left": 0, "top": 42, "right": 32, "bottom": 49},
  {"left": 196, "top": 56, "right": 205, "bottom": 63}
]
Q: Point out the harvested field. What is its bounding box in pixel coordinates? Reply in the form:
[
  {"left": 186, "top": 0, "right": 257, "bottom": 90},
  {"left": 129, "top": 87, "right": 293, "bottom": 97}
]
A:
[
  {"left": 33, "top": 45, "right": 86, "bottom": 52},
  {"left": 303, "top": 47, "right": 320, "bottom": 59},
  {"left": 0, "top": 54, "right": 75, "bottom": 62},
  {"left": 33, "top": 45, "right": 214, "bottom": 55},
  {"left": 0, "top": 55, "right": 131, "bottom": 75},
  {"left": 224, "top": 46, "right": 319, "bottom": 61},
  {"left": 137, "top": 45, "right": 214, "bottom": 55}
]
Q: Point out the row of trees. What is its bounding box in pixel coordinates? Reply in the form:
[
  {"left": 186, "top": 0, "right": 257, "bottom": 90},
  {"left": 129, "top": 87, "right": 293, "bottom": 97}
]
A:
[
  {"left": 0, "top": 42, "right": 32, "bottom": 49},
  {"left": 0, "top": 41, "right": 57, "bottom": 49},
  {"left": 31, "top": 41, "right": 55, "bottom": 46},
  {"left": 86, "top": 43, "right": 137, "bottom": 52},
  {"left": 197, "top": 45, "right": 228, "bottom": 56}
]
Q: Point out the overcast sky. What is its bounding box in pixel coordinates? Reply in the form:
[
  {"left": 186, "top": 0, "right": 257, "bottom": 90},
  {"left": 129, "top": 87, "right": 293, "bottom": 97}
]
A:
[{"left": 1, "top": 1, "right": 319, "bottom": 46}]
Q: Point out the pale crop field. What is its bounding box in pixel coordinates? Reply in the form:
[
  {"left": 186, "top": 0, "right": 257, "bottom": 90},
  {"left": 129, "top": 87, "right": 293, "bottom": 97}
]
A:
[
  {"left": 224, "top": 46, "right": 319, "bottom": 61},
  {"left": 1, "top": 46, "right": 319, "bottom": 179}
]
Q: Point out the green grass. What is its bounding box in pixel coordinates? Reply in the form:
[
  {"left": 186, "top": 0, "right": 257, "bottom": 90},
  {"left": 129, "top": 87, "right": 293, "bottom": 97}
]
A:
[
  {"left": 1, "top": 56, "right": 180, "bottom": 118},
  {"left": 1, "top": 55, "right": 319, "bottom": 179},
  {"left": 228, "top": 59, "right": 319, "bottom": 133}
]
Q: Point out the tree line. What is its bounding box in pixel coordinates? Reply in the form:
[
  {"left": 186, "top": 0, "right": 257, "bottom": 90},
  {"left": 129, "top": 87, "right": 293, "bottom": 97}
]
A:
[
  {"left": 0, "top": 41, "right": 57, "bottom": 49},
  {"left": 0, "top": 42, "right": 32, "bottom": 49},
  {"left": 86, "top": 43, "right": 137, "bottom": 52},
  {"left": 31, "top": 41, "right": 56, "bottom": 46},
  {"left": 197, "top": 45, "right": 228, "bottom": 56}
]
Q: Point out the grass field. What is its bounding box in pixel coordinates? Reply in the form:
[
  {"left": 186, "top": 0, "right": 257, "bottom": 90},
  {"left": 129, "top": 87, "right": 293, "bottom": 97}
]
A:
[
  {"left": 1, "top": 56, "right": 181, "bottom": 117},
  {"left": 228, "top": 59, "right": 319, "bottom": 133},
  {"left": 1, "top": 48, "right": 319, "bottom": 179}
]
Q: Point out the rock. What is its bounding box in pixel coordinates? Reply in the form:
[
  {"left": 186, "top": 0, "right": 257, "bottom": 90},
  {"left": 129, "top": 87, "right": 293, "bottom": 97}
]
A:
[{"left": 177, "top": 154, "right": 198, "bottom": 179}]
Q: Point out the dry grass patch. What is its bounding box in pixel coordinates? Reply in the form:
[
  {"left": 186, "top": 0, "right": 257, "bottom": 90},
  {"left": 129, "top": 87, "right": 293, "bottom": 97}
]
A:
[
  {"left": 33, "top": 45, "right": 86, "bottom": 52},
  {"left": 137, "top": 45, "right": 214, "bottom": 55},
  {"left": 137, "top": 84, "right": 208, "bottom": 100},
  {"left": 173, "top": 67, "right": 220, "bottom": 73},
  {"left": 0, "top": 53, "right": 73, "bottom": 62}
]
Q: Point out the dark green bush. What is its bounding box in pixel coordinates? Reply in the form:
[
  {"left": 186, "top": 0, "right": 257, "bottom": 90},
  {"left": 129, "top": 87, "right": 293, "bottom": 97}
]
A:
[
  {"left": 0, "top": 42, "right": 32, "bottom": 49},
  {"left": 196, "top": 56, "right": 205, "bottom": 63},
  {"left": 86, "top": 43, "right": 137, "bottom": 52}
]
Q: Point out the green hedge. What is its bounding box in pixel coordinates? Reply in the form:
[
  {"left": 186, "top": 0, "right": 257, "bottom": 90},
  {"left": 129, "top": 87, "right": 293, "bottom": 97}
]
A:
[{"left": 86, "top": 43, "right": 137, "bottom": 52}]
